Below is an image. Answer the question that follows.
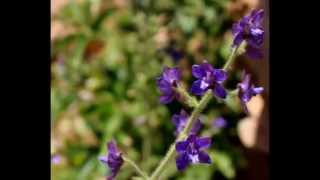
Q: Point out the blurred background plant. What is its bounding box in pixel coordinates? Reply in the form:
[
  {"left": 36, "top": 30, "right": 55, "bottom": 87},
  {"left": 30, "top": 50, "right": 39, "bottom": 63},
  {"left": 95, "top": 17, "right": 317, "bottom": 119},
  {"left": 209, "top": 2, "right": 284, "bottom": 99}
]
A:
[{"left": 51, "top": 0, "right": 267, "bottom": 179}]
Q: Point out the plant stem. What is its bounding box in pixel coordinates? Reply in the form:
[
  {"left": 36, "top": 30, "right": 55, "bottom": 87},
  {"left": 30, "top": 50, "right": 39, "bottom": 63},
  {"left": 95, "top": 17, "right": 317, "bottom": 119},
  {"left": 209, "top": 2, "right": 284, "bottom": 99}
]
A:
[
  {"left": 123, "top": 155, "right": 150, "bottom": 180},
  {"left": 175, "top": 85, "right": 199, "bottom": 108},
  {"left": 180, "top": 91, "right": 212, "bottom": 136},
  {"left": 223, "top": 46, "right": 239, "bottom": 71},
  {"left": 150, "top": 90, "right": 212, "bottom": 180},
  {"left": 149, "top": 143, "right": 176, "bottom": 180}
]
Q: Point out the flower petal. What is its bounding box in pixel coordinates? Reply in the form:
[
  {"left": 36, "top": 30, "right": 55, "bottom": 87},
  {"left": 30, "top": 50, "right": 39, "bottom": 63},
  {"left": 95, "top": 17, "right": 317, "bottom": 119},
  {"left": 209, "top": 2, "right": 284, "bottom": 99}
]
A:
[
  {"left": 99, "top": 156, "right": 108, "bottom": 165},
  {"left": 186, "top": 134, "right": 197, "bottom": 143},
  {"left": 238, "top": 72, "right": 251, "bottom": 91},
  {"left": 198, "top": 151, "right": 212, "bottom": 164},
  {"left": 252, "top": 86, "right": 264, "bottom": 95},
  {"left": 201, "top": 61, "right": 214, "bottom": 73},
  {"left": 191, "top": 79, "right": 207, "bottom": 96},
  {"left": 248, "top": 27, "right": 264, "bottom": 47},
  {"left": 192, "top": 64, "right": 206, "bottom": 78},
  {"left": 195, "top": 137, "right": 211, "bottom": 149},
  {"left": 108, "top": 140, "right": 118, "bottom": 154},
  {"left": 163, "top": 67, "right": 181, "bottom": 84},
  {"left": 159, "top": 94, "right": 175, "bottom": 104},
  {"left": 176, "top": 140, "right": 189, "bottom": 153},
  {"left": 240, "top": 15, "right": 250, "bottom": 27},
  {"left": 241, "top": 89, "right": 252, "bottom": 103},
  {"left": 213, "top": 84, "right": 227, "bottom": 99},
  {"left": 176, "top": 152, "right": 190, "bottom": 171},
  {"left": 190, "top": 120, "right": 202, "bottom": 135},
  {"left": 232, "top": 33, "right": 244, "bottom": 47},
  {"left": 172, "top": 110, "right": 189, "bottom": 135},
  {"left": 232, "top": 22, "right": 243, "bottom": 36},
  {"left": 213, "top": 69, "right": 227, "bottom": 83},
  {"left": 157, "top": 78, "right": 173, "bottom": 94},
  {"left": 251, "top": 9, "right": 264, "bottom": 27},
  {"left": 171, "top": 114, "right": 181, "bottom": 127}
]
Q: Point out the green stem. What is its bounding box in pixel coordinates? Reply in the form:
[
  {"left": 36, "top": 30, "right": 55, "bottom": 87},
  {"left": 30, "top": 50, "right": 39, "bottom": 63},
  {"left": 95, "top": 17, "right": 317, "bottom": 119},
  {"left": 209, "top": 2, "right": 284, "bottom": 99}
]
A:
[
  {"left": 180, "top": 91, "right": 212, "bottom": 136},
  {"left": 223, "top": 46, "right": 239, "bottom": 71},
  {"left": 175, "top": 85, "right": 199, "bottom": 108},
  {"left": 149, "top": 143, "right": 176, "bottom": 180},
  {"left": 123, "top": 155, "right": 150, "bottom": 180},
  {"left": 150, "top": 90, "right": 212, "bottom": 180}
]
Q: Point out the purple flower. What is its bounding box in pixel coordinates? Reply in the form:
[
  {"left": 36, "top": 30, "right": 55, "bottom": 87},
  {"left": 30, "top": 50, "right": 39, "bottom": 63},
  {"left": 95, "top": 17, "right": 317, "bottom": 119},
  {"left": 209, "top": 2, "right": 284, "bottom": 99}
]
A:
[
  {"left": 212, "top": 117, "right": 227, "bottom": 129},
  {"left": 51, "top": 154, "right": 61, "bottom": 165},
  {"left": 237, "top": 72, "right": 263, "bottom": 113},
  {"left": 232, "top": 9, "right": 264, "bottom": 59},
  {"left": 190, "top": 61, "right": 228, "bottom": 99},
  {"left": 175, "top": 134, "right": 212, "bottom": 171},
  {"left": 171, "top": 109, "right": 202, "bottom": 136},
  {"left": 156, "top": 67, "right": 181, "bottom": 104},
  {"left": 99, "top": 140, "right": 124, "bottom": 180}
]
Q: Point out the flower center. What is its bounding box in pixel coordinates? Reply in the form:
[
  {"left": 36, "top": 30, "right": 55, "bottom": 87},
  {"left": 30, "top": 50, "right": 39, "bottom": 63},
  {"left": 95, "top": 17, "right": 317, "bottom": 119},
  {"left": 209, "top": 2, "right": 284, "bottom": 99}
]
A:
[
  {"left": 200, "top": 80, "right": 209, "bottom": 89},
  {"left": 189, "top": 154, "right": 199, "bottom": 163}
]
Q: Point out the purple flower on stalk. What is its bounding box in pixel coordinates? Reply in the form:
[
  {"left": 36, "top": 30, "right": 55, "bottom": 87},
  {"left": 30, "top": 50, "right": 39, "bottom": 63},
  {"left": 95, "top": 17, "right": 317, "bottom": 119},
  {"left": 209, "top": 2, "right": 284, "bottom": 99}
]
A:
[
  {"left": 212, "top": 117, "right": 227, "bottom": 129},
  {"left": 237, "top": 72, "right": 263, "bottom": 113},
  {"left": 156, "top": 67, "right": 181, "bottom": 104},
  {"left": 99, "top": 140, "right": 124, "bottom": 180},
  {"left": 175, "top": 134, "right": 212, "bottom": 171},
  {"left": 191, "top": 61, "right": 228, "bottom": 99},
  {"left": 171, "top": 109, "right": 202, "bottom": 136},
  {"left": 232, "top": 9, "right": 264, "bottom": 59}
]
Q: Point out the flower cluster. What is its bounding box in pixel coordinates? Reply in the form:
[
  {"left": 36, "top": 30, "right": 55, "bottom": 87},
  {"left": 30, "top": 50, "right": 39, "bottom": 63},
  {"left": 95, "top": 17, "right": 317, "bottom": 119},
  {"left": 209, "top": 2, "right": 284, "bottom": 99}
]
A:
[
  {"left": 98, "top": 9, "right": 265, "bottom": 179},
  {"left": 232, "top": 9, "right": 264, "bottom": 59},
  {"left": 175, "top": 134, "right": 212, "bottom": 170},
  {"left": 191, "top": 61, "right": 228, "bottom": 99}
]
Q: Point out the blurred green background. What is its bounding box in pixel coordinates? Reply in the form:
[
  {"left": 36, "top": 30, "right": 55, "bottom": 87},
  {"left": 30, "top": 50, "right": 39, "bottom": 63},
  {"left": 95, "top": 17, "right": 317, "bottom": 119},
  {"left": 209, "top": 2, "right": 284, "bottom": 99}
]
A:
[{"left": 51, "top": 0, "right": 253, "bottom": 179}]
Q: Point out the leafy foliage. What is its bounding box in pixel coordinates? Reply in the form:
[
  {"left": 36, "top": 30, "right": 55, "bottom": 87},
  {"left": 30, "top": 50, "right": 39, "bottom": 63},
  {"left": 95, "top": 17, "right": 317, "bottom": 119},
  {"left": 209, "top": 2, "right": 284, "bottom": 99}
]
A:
[{"left": 51, "top": 0, "right": 247, "bottom": 179}]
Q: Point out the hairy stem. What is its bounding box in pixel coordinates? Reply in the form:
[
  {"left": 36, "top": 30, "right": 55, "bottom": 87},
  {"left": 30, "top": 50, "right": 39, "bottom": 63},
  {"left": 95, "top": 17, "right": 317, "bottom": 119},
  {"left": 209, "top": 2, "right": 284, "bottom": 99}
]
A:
[
  {"left": 150, "top": 90, "right": 212, "bottom": 180},
  {"left": 175, "top": 85, "right": 199, "bottom": 108},
  {"left": 123, "top": 155, "right": 150, "bottom": 180},
  {"left": 223, "top": 46, "right": 239, "bottom": 71}
]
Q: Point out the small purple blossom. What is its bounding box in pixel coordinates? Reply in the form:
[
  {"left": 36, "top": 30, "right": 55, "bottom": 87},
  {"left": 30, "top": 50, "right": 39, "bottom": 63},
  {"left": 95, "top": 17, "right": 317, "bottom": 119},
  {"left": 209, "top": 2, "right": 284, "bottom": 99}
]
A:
[
  {"left": 175, "top": 134, "right": 212, "bottom": 171},
  {"left": 237, "top": 72, "right": 264, "bottom": 113},
  {"left": 51, "top": 154, "right": 61, "bottom": 165},
  {"left": 232, "top": 9, "right": 264, "bottom": 59},
  {"left": 190, "top": 61, "right": 228, "bottom": 99},
  {"left": 212, "top": 117, "right": 227, "bottom": 129},
  {"left": 171, "top": 109, "right": 202, "bottom": 136},
  {"left": 99, "top": 140, "right": 124, "bottom": 180},
  {"left": 156, "top": 67, "right": 181, "bottom": 104}
]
